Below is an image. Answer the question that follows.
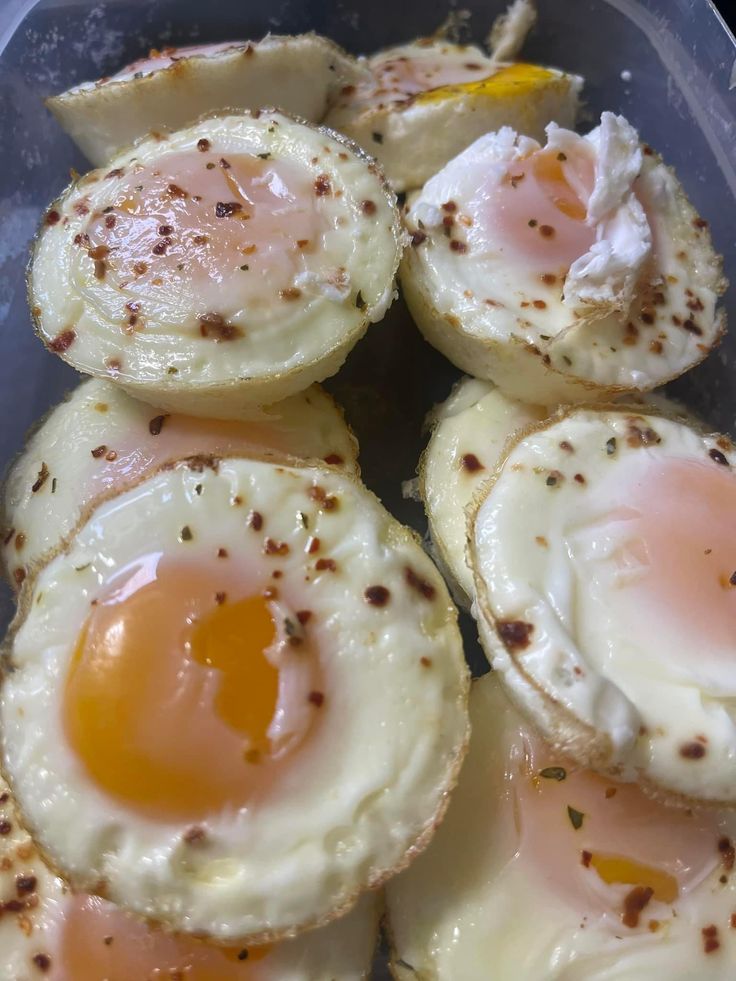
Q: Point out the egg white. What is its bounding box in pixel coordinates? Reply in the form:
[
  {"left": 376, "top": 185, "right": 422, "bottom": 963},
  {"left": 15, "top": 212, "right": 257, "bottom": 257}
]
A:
[
  {"left": 1, "top": 455, "right": 468, "bottom": 942},
  {"left": 30, "top": 109, "right": 403, "bottom": 417},
  {"left": 469, "top": 405, "right": 736, "bottom": 804},
  {"left": 1, "top": 378, "right": 358, "bottom": 588},
  {"left": 386, "top": 673, "right": 736, "bottom": 981},
  {"left": 47, "top": 34, "right": 367, "bottom": 167}
]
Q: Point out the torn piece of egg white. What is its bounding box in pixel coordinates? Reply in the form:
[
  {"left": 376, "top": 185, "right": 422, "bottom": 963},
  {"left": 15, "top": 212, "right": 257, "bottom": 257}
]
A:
[
  {"left": 402, "top": 112, "right": 726, "bottom": 404},
  {"left": 324, "top": 32, "right": 581, "bottom": 193},
  {"left": 419, "top": 376, "right": 691, "bottom": 605},
  {"left": 47, "top": 34, "right": 367, "bottom": 167},
  {"left": 30, "top": 109, "right": 403, "bottom": 418},
  {"left": 1, "top": 455, "right": 469, "bottom": 943},
  {"left": 469, "top": 405, "right": 736, "bottom": 805},
  {"left": 0, "top": 774, "right": 379, "bottom": 981},
  {"left": 1, "top": 377, "right": 358, "bottom": 589},
  {"left": 386, "top": 673, "right": 736, "bottom": 981}
]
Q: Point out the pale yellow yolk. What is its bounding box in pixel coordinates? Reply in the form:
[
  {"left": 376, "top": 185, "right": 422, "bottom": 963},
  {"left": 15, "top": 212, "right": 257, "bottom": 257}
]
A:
[
  {"left": 81, "top": 150, "right": 320, "bottom": 330},
  {"left": 489, "top": 143, "right": 595, "bottom": 273},
  {"left": 63, "top": 559, "right": 308, "bottom": 822},
  {"left": 618, "top": 457, "right": 736, "bottom": 656},
  {"left": 55, "top": 894, "right": 271, "bottom": 979},
  {"left": 509, "top": 735, "right": 722, "bottom": 925}
]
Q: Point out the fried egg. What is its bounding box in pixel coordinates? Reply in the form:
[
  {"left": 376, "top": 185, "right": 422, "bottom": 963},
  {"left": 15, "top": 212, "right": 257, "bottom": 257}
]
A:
[
  {"left": 325, "top": 37, "right": 580, "bottom": 193},
  {"left": 47, "top": 34, "right": 365, "bottom": 166},
  {"left": 1, "top": 378, "right": 358, "bottom": 589},
  {"left": 0, "top": 774, "right": 379, "bottom": 981},
  {"left": 469, "top": 405, "right": 736, "bottom": 804},
  {"left": 402, "top": 112, "right": 726, "bottom": 404},
  {"left": 386, "top": 673, "right": 736, "bottom": 980},
  {"left": 418, "top": 377, "right": 690, "bottom": 604},
  {"left": 1, "top": 455, "right": 469, "bottom": 942},
  {"left": 30, "top": 109, "right": 402, "bottom": 417}
]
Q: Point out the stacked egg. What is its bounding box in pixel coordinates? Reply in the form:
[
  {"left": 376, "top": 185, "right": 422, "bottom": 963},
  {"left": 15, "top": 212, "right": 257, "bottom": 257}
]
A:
[{"left": 1, "top": 4, "right": 732, "bottom": 979}]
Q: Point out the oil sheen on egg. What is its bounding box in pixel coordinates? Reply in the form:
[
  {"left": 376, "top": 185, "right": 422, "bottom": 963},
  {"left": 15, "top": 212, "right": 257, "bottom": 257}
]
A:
[
  {"left": 47, "top": 34, "right": 366, "bottom": 166},
  {"left": 0, "top": 774, "right": 379, "bottom": 981},
  {"left": 325, "top": 37, "right": 581, "bottom": 192},
  {"left": 1, "top": 378, "right": 358, "bottom": 588},
  {"left": 386, "top": 673, "right": 736, "bottom": 980},
  {"left": 1, "top": 456, "right": 469, "bottom": 942},
  {"left": 402, "top": 112, "right": 726, "bottom": 404},
  {"left": 469, "top": 405, "right": 736, "bottom": 804},
  {"left": 30, "top": 109, "right": 403, "bottom": 417}
]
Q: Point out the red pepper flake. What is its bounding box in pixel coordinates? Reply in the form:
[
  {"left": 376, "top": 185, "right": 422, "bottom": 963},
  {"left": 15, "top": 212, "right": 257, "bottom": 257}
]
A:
[
  {"left": 219, "top": 157, "right": 231, "bottom": 169},
  {"left": 729, "top": 571, "right": 736, "bottom": 587},
  {"left": 105, "top": 450, "right": 117, "bottom": 462},
  {"left": 167, "top": 183, "right": 188, "bottom": 199},
  {"left": 323, "top": 453, "right": 344, "bottom": 465},
  {"left": 264, "top": 538, "right": 289, "bottom": 556},
  {"left": 314, "top": 174, "right": 331, "bottom": 196},
  {"left": 308, "top": 691, "right": 325, "bottom": 707},
  {"left": 687, "top": 296, "right": 705, "bottom": 312},
  {"left": 48, "top": 329, "right": 76, "bottom": 354},
  {"left": 680, "top": 741, "right": 706, "bottom": 759},
  {"left": 539, "top": 224, "right": 555, "bottom": 238},
  {"left": 307, "top": 537, "right": 321, "bottom": 554},
  {"left": 497, "top": 619, "right": 534, "bottom": 651},
  {"left": 148, "top": 415, "right": 167, "bottom": 436},
  {"left": 731, "top": 914, "right": 736, "bottom": 929},
  {"left": 248, "top": 511, "right": 263, "bottom": 531},
  {"left": 0, "top": 820, "right": 12, "bottom": 834},
  {"left": 152, "top": 238, "right": 170, "bottom": 256},
  {"left": 622, "top": 885, "right": 653, "bottom": 928},
  {"left": 532, "top": 299, "right": 547, "bottom": 310},
  {"left": 13, "top": 568, "right": 26, "bottom": 585},
  {"left": 132, "top": 261, "right": 148, "bottom": 276},
  {"left": 693, "top": 217, "right": 709, "bottom": 230},
  {"left": 16, "top": 875, "right": 37, "bottom": 896},
  {"left": 404, "top": 566, "right": 436, "bottom": 601},
  {"left": 461, "top": 453, "right": 484, "bottom": 473},
  {"left": 315, "top": 557, "right": 336, "bottom": 572},
  {"left": 450, "top": 240, "right": 468, "bottom": 253},
  {"left": 90, "top": 444, "right": 107, "bottom": 458},
  {"left": 411, "top": 230, "right": 427, "bottom": 247},
  {"left": 198, "top": 312, "right": 243, "bottom": 341},
  {"left": 650, "top": 340, "right": 664, "bottom": 354},
  {"left": 279, "top": 287, "right": 302, "bottom": 301},
  {"left": 44, "top": 209, "right": 61, "bottom": 225},
  {"left": 626, "top": 422, "right": 661, "bottom": 448},
  {"left": 296, "top": 610, "right": 312, "bottom": 625},
  {"left": 0, "top": 791, "right": 8, "bottom": 803},
  {"left": 541, "top": 273, "right": 556, "bottom": 285},
  {"left": 214, "top": 591, "right": 226, "bottom": 605},
  {"left": 105, "top": 168, "right": 123, "bottom": 179},
  {"left": 420, "top": 656, "right": 432, "bottom": 667},
  {"left": 183, "top": 826, "right": 207, "bottom": 845},
  {"left": 718, "top": 837, "right": 735, "bottom": 871},
  {"left": 197, "top": 138, "right": 211, "bottom": 152},
  {"left": 581, "top": 850, "right": 592, "bottom": 867},
  {"left": 32, "top": 953, "right": 52, "bottom": 972},
  {"left": 442, "top": 201, "right": 458, "bottom": 213},
  {"left": 559, "top": 441, "right": 573, "bottom": 453},
  {"left": 709, "top": 448, "right": 729, "bottom": 466},
  {"left": 217, "top": 547, "right": 228, "bottom": 558},
  {"left": 14, "top": 532, "right": 26, "bottom": 551},
  {"left": 574, "top": 473, "right": 586, "bottom": 484},
  {"left": 309, "top": 485, "right": 339, "bottom": 511},
  {"left": 193, "top": 235, "right": 209, "bottom": 245},
  {"left": 361, "top": 199, "right": 377, "bottom": 215},
  {"left": 31, "top": 462, "right": 50, "bottom": 493},
  {"left": 215, "top": 201, "right": 243, "bottom": 218},
  {"left": 546, "top": 470, "right": 563, "bottom": 486},
  {"left": 180, "top": 526, "right": 193, "bottom": 542},
  {"left": 682, "top": 318, "right": 703, "bottom": 336},
  {"left": 341, "top": 83, "right": 356, "bottom": 95},
  {"left": 702, "top": 924, "right": 720, "bottom": 953},
  {"left": 365, "top": 585, "right": 390, "bottom": 606}
]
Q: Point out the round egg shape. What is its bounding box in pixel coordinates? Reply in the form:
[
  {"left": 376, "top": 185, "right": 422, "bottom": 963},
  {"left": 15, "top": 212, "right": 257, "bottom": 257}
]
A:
[
  {"left": 386, "top": 673, "right": 736, "bottom": 980},
  {"left": 401, "top": 112, "right": 726, "bottom": 404},
  {"left": 1, "top": 378, "right": 358, "bottom": 589},
  {"left": 1, "top": 455, "right": 469, "bottom": 943},
  {"left": 30, "top": 109, "right": 403, "bottom": 417},
  {"left": 47, "top": 34, "right": 366, "bottom": 167},
  {"left": 469, "top": 405, "right": 736, "bottom": 804}
]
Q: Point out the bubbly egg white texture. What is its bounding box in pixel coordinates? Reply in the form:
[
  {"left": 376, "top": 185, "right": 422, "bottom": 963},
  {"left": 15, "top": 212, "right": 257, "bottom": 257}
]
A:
[
  {"left": 1, "top": 456, "right": 469, "bottom": 942},
  {"left": 387, "top": 674, "right": 736, "bottom": 980},
  {"left": 30, "top": 109, "right": 403, "bottom": 417},
  {"left": 0, "top": 775, "right": 379, "bottom": 981},
  {"left": 420, "top": 377, "right": 546, "bottom": 602},
  {"left": 325, "top": 39, "right": 581, "bottom": 192},
  {"left": 469, "top": 406, "right": 736, "bottom": 804},
  {"left": 402, "top": 112, "right": 725, "bottom": 404},
  {"left": 1, "top": 378, "right": 358, "bottom": 588},
  {"left": 419, "top": 377, "right": 691, "bottom": 604},
  {"left": 47, "top": 34, "right": 366, "bottom": 166}
]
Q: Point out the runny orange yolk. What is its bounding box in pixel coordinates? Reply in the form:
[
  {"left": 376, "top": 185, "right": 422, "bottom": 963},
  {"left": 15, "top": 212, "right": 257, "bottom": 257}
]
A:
[
  {"left": 63, "top": 559, "right": 289, "bottom": 822},
  {"left": 56, "top": 894, "right": 271, "bottom": 980}
]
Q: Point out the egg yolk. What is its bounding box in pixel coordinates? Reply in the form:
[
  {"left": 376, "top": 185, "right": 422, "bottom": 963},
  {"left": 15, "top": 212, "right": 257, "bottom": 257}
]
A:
[
  {"left": 80, "top": 150, "right": 320, "bottom": 331},
  {"left": 509, "top": 734, "right": 723, "bottom": 927},
  {"left": 54, "top": 893, "right": 271, "bottom": 980},
  {"left": 63, "top": 558, "right": 317, "bottom": 821},
  {"left": 488, "top": 142, "right": 596, "bottom": 274}
]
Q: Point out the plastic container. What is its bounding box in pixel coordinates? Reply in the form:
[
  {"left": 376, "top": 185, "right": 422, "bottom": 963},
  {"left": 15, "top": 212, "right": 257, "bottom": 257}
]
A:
[{"left": 0, "top": 0, "right": 734, "bottom": 972}]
